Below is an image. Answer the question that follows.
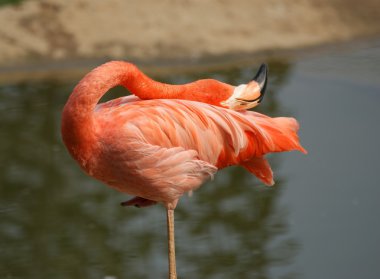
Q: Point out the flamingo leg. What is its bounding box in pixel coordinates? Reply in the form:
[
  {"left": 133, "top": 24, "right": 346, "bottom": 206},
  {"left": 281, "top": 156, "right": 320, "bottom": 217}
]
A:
[{"left": 167, "top": 208, "right": 177, "bottom": 279}]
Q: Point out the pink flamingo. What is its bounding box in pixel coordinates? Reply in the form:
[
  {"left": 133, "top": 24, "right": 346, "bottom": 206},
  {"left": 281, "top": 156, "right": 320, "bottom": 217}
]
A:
[{"left": 61, "top": 61, "right": 306, "bottom": 278}]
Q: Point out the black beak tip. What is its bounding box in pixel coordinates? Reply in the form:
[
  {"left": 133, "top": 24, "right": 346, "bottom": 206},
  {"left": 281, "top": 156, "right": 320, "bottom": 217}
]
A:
[{"left": 252, "top": 63, "right": 268, "bottom": 96}]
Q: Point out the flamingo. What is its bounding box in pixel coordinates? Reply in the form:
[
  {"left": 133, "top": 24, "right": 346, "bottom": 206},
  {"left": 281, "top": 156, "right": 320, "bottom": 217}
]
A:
[{"left": 61, "top": 61, "right": 306, "bottom": 278}]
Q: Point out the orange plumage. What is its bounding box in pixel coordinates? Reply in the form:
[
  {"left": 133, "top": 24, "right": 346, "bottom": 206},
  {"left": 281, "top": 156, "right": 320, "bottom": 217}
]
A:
[{"left": 62, "top": 61, "right": 306, "bottom": 210}]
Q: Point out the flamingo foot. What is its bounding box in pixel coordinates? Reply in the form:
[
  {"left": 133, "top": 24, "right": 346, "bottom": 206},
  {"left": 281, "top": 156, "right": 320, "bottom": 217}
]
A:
[{"left": 121, "top": 196, "right": 157, "bottom": 208}]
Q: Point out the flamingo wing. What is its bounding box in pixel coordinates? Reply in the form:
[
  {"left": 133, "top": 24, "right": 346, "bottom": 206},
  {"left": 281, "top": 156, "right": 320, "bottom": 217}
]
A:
[{"left": 93, "top": 98, "right": 305, "bottom": 204}]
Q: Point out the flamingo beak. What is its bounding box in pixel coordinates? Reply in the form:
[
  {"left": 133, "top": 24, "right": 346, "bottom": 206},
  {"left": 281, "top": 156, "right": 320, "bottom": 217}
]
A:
[
  {"left": 221, "top": 64, "right": 268, "bottom": 110},
  {"left": 250, "top": 63, "right": 268, "bottom": 103}
]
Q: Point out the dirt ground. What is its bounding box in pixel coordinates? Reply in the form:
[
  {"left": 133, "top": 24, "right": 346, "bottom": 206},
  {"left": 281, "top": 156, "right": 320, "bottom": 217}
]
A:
[{"left": 0, "top": 0, "right": 379, "bottom": 68}]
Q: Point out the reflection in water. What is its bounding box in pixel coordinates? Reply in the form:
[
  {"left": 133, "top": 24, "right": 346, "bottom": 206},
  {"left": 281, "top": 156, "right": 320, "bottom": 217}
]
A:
[{"left": 0, "top": 59, "right": 297, "bottom": 278}]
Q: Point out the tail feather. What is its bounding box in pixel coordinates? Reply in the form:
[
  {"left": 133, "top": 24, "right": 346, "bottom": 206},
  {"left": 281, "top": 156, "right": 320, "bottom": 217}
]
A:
[
  {"left": 242, "top": 156, "right": 274, "bottom": 186},
  {"left": 270, "top": 117, "right": 307, "bottom": 154},
  {"left": 245, "top": 114, "right": 307, "bottom": 156},
  {"left": 240, "top": 114, "right": 306, "bottom": 186}
]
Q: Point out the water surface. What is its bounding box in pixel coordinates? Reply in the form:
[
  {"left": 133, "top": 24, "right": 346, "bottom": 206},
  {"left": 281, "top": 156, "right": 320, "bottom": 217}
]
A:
[{"left": 1, "top": 39, "right": 380, "bottom": 279}]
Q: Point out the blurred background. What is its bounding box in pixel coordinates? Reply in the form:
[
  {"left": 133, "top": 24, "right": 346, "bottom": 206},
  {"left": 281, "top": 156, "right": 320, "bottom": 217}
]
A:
[{"left": 1, "top": 0, "right": 380, "bottom": 278}]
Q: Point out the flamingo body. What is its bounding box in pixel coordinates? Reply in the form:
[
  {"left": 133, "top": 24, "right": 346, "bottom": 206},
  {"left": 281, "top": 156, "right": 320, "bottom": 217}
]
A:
[{"left": 62, "top": 61, "right": 306, "bottom": 209}]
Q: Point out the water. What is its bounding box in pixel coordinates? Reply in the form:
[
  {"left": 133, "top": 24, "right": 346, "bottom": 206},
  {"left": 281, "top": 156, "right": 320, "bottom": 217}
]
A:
[{"left": 0, "top": 39, "right": 380, "bottom": 279}]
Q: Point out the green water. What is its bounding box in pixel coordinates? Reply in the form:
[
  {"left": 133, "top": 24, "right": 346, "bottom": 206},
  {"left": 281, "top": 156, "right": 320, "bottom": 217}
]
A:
[
  {"left": 1, "top": 39, "right": 380, "bottom": 279},
  {"left": 0, "top": 0, "right": 23, "bottom": 7}
]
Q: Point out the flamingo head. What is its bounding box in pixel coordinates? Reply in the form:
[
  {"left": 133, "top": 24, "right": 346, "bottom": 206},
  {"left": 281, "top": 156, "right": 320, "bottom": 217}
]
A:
[{"left": 221, "top": 64, "right": 268, "bottom": 110}]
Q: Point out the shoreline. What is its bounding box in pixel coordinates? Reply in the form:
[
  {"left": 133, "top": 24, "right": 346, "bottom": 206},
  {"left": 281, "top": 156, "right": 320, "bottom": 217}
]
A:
[{"left": 0, "top": 36, "right": 379, "bottom": 85}]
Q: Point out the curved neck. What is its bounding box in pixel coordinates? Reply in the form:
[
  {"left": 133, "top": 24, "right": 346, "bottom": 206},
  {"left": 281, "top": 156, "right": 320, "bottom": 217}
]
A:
[{"left": 69, "top": 61, "right": 233, "bottom": 111}]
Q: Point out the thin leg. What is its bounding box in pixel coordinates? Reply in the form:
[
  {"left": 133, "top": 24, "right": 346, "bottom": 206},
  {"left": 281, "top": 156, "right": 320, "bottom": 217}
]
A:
[{"left": 167, "top": 208, "right": 177, "bottom": 279}]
